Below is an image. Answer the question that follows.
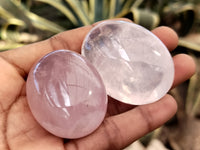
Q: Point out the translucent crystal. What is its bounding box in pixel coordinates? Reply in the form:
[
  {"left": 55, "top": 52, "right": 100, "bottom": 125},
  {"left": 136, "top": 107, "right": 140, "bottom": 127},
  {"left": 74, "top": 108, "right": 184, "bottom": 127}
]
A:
[
  {"left": 82, "top": 21, "right": 174, "bottom": 105},
  {"left": 26, "top": 50, "right": 107, "bottom": 139}
]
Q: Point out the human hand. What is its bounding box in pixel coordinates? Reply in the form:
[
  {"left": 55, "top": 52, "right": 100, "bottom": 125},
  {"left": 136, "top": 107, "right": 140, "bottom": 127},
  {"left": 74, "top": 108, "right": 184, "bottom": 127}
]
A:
[{"left": 0, "top": 19, "right": 196, "bottom": 150}]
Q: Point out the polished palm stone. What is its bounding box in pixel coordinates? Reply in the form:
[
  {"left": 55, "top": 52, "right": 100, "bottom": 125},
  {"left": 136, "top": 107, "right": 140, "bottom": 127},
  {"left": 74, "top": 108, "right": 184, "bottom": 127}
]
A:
[
  {"left": 26, "top": 50, "right": 107, "bottom": 139},
  {"left": 82, "top": 20, "right": 174, "bottom": 105}
]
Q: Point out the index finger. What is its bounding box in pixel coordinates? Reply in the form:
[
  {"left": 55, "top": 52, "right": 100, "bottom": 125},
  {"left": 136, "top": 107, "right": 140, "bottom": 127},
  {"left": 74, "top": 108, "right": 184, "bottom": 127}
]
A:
[
  {"left": 0, "top": 25, "right": 92, "bottom": 75},
  {"left": 0, "top": 19, "right": 131, "bottom": 75},
  {"left": 0, "top": 19, "right": 178, "bottom": 76}
]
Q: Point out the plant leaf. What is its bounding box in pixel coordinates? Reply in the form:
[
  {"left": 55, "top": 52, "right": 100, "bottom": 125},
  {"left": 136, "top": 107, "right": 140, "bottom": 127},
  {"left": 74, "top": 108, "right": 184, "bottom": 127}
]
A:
[
  {"left": 80, "top": 0, "right": 89, "bottom": 18},
  {"left": 121, "top": 0, "right": 137, "bottom": 12},
  {"left": 0, "top": 0, "right": 65, "bottom": 33},
  {"left": 119, "top": 8, "right": 160, "bottom": 29},
  {"left": 102, "top": 0, "right": 110, "bottom": 19},
  {"left": 89, "top": 0, "right": 104, "bottom": 22},
  {"left": 0, "top": 41, "right": 23, "bottom": 51},
  {"left": 109, "top": 0, "right": 122, "bottom": 18},
  {"left": 36, "top": 0, "right": 79, "bottom": 26},
  {"left": 65, "top": 0, "right": 90, "bottom": 25},
  {"left": 1, "top": 20, "right": 24, "bottom": 41},
  {"left": 178, "top": 33, "right": 200, "bottom": 52},
  {"left": 0, "top": 0, "right": 34, "bottom": 27},
  {"left": 179, "top": 39, "right": 200, "bottom": 52},
  {"left": 25, "top": 10, "right": 65, "bottom": 33}
]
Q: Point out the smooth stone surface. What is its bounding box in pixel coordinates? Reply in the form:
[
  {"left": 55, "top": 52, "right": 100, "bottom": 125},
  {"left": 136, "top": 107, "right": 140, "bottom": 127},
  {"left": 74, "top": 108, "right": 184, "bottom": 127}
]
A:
[
  {"left": 82, "top": 20, "right": 174, "bottom": 105},
  {"left": 26, "top": 50, "right": 107, "bottom": 139}
]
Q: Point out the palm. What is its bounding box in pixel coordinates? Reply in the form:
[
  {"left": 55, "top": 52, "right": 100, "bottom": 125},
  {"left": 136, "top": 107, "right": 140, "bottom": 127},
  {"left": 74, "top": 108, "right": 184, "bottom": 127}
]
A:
[
  {"left": 0, "top": 58, "right": 64, "bottom": 149},
  {"left": 0, "top": 19, "right": 196, "bottom": 150},
  {"left": 0, "top": 61, "right": 131, "bottom": 150}
]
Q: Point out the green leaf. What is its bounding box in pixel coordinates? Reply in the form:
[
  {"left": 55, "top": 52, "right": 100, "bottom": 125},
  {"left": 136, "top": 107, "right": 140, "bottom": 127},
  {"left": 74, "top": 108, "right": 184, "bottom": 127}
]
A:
[
  {"left": 121, "top": 0, "right": 137, "bottom": 12},
  {"left": 119, "top": 8, "right": 160, "bottom": 30},
  {"left": 25, "top": 11, "right": 65, "bottom": 33},
  {"left": 133, "top": 8, "right": 160, "bottom": 29},
  {"left": 0, "top": 41, "right": 23, "bottom": 51},
  {"left": 0, "top": 0, "right": 65, "bottom": 33},
  {"left": 65, "top": 0, "right": 90, "bottom": 25},
  {"left": 89, "top": 0, "right": 104, "bottom": 22},
  {"left": 0, "top": 5, "right": 19, "bottom": 21},
  {"left": 131, "top": 0, "right": 144, "bottom": 8},
  {"left": 0, "top": 0, "right": 34, "bottom": 27},
  {"left": 179, "top": 39, "right": 200, "bottom": 52},
  {"left": 80, "top": 0, "right": 89, "bottom": 18},
  {"left": 36, "top": 0, "right": 79, "bottom": 25},
  {"left": 1, "top": 20, "right": 23, "bottom": 41},
  {"left": 179, "top": 33, "right": 200, "bottom": 52},
  {"left": 102, "top": 0, "right": 110, "bottom": 19},
  {"left": 109, "top": 0, "right": 122, "bottom": 18}
]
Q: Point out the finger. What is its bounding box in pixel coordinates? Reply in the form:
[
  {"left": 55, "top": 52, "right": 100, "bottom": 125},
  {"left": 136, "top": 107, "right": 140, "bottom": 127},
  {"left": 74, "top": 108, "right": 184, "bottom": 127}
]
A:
[
  {"left": 172, "top": 54, "right": 196, "bottom": 87},
  {"left": 0, "top": 22, "right": 177, "bottom": 76},
  {"left": 0, "top": 18, "right": 131, "bottom": 76},
  {"left": 152, "top": 26, "right": 179, "bottom": 51},
  {"left": 47, "top": 18, "right": 132, "bottom": 54},
  {"left": 65, "top": 94, "right": 177, "bottom": 150},
  {"left": 0, "top": 26, "right": 92, "bottom": 75}
]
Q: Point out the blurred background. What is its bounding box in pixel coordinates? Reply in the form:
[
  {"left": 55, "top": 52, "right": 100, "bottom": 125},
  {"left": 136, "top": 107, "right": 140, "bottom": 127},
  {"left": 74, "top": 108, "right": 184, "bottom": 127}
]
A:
[{"left": 0, "top": 0, "right": 200, "bottom": 149}]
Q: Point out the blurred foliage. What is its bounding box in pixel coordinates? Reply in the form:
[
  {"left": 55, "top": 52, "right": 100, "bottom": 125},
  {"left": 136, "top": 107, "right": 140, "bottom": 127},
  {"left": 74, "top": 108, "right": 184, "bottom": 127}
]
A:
[
  {"left": 0, "top": 0, "right": 200, "bottom": 51},
  {"left": 1, "top": 0, "right": 200, "bottom": 149}
]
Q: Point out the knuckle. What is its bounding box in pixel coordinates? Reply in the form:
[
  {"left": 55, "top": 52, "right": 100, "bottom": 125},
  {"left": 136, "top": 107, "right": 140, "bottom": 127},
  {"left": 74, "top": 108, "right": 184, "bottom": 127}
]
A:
[{"left": 49, "top": 34, "right": 70, "bottom": 50}]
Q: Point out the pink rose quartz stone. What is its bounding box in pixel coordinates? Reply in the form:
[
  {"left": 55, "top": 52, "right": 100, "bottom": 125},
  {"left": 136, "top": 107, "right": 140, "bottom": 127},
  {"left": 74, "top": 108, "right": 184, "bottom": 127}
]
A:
[
  {"left": 82, "top": 20, "right": 174, "bottom": 105},
  {"left": 26, "top": 50, "right": 107, "bottom": 139}
]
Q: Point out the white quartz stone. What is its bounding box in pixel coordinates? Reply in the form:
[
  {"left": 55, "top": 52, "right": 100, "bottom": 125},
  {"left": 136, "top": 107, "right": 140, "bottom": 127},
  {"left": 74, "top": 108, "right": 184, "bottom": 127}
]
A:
[{"left": 81, "top": 20, "right": 174, "bottom": 105}]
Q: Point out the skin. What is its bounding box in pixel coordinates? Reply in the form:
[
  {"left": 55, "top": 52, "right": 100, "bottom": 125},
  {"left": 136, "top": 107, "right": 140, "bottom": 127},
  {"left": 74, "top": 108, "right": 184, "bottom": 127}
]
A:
[{"left": 0, "top": 19, "right": 196, "bottom": 150}]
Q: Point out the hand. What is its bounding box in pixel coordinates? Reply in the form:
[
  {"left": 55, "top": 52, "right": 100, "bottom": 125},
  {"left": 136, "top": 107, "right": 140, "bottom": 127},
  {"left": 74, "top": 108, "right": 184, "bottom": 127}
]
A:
[{"left": 0, "top": 19, "right": 195, "bottom": 150}]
